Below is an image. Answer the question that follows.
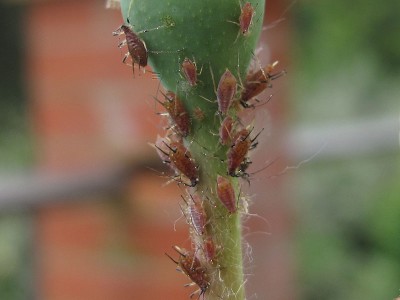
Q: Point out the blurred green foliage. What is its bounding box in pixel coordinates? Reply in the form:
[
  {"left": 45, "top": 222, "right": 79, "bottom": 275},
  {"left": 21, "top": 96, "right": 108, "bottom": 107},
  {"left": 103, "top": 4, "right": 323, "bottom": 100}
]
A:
[
  {"left": 0, "top": 3, "right": 33, "bottom": 300},
  {"left": 291, "top": 1, "right": 400, "bottom": 299},
  {"left": 291, "top": 0, "right": 400, "bottom": 123},
  {"left": 0, "top": 3, "right": 33, "bottom": 169}
]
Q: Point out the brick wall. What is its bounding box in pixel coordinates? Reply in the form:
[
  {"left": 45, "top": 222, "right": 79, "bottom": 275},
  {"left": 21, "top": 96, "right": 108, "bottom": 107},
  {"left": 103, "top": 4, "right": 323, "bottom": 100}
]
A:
[{"left": 25, "top": 0, "right": 294, "bottom": 299}]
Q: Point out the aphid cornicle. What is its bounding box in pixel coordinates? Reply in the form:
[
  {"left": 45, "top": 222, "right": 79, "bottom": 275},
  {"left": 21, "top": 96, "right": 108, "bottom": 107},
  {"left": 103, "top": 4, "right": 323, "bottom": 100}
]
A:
[
  {"left": 166, "top": 246, "right": 210, "bottom": 299},
  {"left": 217, "top": 69, "right": 237, "bottom": 116},
  {"left": 216, "top": 175, "right": 237, "bottom": 213},
  {"left": 158, "top": 91, "right": 191, "bottom": 137},
  {"left": 241, "top": 61, "right": 286, "bottom": 106},
  {"left": 239, "top": 2, "right": 255, "bottom": 35},
  {"left": 181, "top": 57, "right": 198, "bottom": 87},
  {"left": 163, "top": 141, "right": 199, "bottom": 187},
  {"left": 113, "top": 24, "right": 148, "bottom": 74}
]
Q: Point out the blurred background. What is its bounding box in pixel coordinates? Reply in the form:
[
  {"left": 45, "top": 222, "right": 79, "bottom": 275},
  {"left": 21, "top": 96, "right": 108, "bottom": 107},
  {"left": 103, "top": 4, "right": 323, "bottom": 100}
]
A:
[{"left": 0, "top": 0, "right": 399, "bottom": 299}]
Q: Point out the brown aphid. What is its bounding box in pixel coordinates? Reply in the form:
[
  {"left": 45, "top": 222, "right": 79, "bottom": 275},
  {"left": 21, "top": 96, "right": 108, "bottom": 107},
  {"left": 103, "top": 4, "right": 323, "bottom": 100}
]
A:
[
  {"left": 166, "top": 246, "right": 210, "bottom": 299},
  {"left": 188, "top": 193, "right": 207, "bottom": 236},
  {"left": 227, "top": 129, "right": 251, "bottom": 176},
  {"left": 216, "top": 175, "right": 237, "bottom": 213},
  {"left": 219, "top": 116, "right": 234, "bottom": 145},
  {"left": 159, "top": 91, "right": 191, "bottom": 137},
  {"left": 113, "top": 24, "right": 148, "bottom": 74},
  {"left": 164, "top": 141, "right": 199, "bottom": 187},
  {"left": 203, "top": 237, "right": 217, "bottom": 263},
  {"left": 239, "top": 2, "right": 255, "bottom": 35},
  {"left": 241, "top": 61, "right": 286, "bottom": 106},
  {"left": 181, "top": 57, "right": 198, "bottom": 87},
  {"left": 228, "top": 127, "right": 265, "bottom": 178},
  {"left": 217, "top": 69, "right": 237, "bottom": 116}
]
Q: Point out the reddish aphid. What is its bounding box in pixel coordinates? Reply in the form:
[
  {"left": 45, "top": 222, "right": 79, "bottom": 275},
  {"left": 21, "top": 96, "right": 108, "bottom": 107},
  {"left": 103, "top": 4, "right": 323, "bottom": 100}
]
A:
[
  {"left": 217, "top": 69, "right": 237, "bottom": 115},
  {"left": 219, "top": 116, "right": 234, "bottom": 145},
  {"left": 227, "top": 128, "right": 260, "bottom": 177},
  {"left": 157, "top": 91, "right": 191, "bottom": 137},
  {"left": 166, "top": 246, "right": 210, "bottom": 299},
  {"left": 188, "top": 193, "right": 207, "bottom": 236},
  {"left": 157, "top": 141, "right": 199, "bottom": 187},
  {"left": 181, "top": 57, "right": 198, "bottom": 87},
  {"left": 239, "top": 2, "right": 255, "bottom": 35},
  {"left": 216, "top": 175, "right": 237, "bottom": 213},
  {"left": 203, "top": 237, "right": 217, "bottom": 263},
  {"left": 113, "top": 24, "right": 148, "bottom": 74},
  {"left": 241, "top": 61, "right": 286, "bottom": 106}
]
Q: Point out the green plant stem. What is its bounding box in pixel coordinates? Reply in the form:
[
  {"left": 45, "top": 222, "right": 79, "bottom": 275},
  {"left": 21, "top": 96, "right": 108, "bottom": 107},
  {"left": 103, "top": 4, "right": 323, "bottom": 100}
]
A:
[{"left": 118, "top": 1, "right": 265, "bottom": 298}]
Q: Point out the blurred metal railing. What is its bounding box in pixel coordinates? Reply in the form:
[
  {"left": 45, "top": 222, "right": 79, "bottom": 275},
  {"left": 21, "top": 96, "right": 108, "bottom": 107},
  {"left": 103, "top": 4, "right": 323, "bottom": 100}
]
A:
[
  {"left": 0, "top": 159, "right": 161, "bottom": 211},
  {"left": 0, "top": 115, "right": 398, "bottom": 211}
]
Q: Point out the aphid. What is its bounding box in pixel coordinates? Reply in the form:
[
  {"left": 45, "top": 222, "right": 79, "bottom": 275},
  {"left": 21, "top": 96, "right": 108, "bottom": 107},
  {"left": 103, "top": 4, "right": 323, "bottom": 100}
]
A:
[
  {"left": 156, "top": 91, "right": 191, "bottom": 137},
  {"left": 227, "top": 128, "right": 261, "bottom": 177},
  {"left": 113, "top": 24, "right": 148, "bottom": 74},
  {"left": 241, "top": 61, "right": 286, "bottom": 106},
  {"left": 188, "top": 193, "right": 207, "bottom": 236},
  {"left": 181, "top": 57, "right": 199, "bottom": 87},
  {"left": 219, "top": 116, "right": 234, "bottom": 145},
  {"left": 239, "top": 2, "right": 255, "bottom": 35},
  {"left": 166, "top": 246, "right": 210, "bottom": 299},
  {"left": 217, "top": 69, "right": 237, "bottom": 116},
  {"left": 203, "top": 237, "right": 217, "bottom": 263},
  {"left": 156, "top": 141, "right": 199, "bottom": 187},
  {"left": 193, "top": 107, "right": 205, "bottom": 121},
  {"left": 216, "top": 175, "right": 237, "bottom": 213}
]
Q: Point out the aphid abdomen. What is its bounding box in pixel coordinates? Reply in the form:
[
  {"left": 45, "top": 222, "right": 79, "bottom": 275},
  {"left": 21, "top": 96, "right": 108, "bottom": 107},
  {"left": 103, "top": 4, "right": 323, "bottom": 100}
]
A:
[
  {"left": 216, "top": 175, "right": 237, "bottom": 213},
  {"left": 189, "top": 194, "right": 207, "bottom": 235},
  {"left": 203, "top": 237, "right": 216, "bottom": 263},
  {"left": 168, "top": 141, "right": 199, "bottom": 186},
  {"left": 120, "top": 25, "right": 148, "bottom": 69},
  {"left": 164, "top": 92, "right": 190, "bottom": 137},
  {"left": 181, "top": 57, "right": 198, "bottom": 86},
  {"left": 227, "top": 129, "right": 251, "bottom": 176},
  {"left": 217, "top": 69, "right": 237, "bottom": 115},
  {"left": 241, "top": 62, "right": 285, "bottom": 105},
  {"left": 169, "top": 246, "right": 210, "bottom": 298},
  {"left": 219, "top": 116, "right": 234, "bottom": 145},
  {"left": 241, "top": 69, "right": 268, "bottom": 102},
  {"left": 239, "top": 2, "right": 255, "bottom": 35}
]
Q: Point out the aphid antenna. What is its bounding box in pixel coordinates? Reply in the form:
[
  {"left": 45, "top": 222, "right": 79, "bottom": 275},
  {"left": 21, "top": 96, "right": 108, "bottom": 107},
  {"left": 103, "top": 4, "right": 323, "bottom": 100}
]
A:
[
  {"left": 241, "top": 157, "right": 279, "bottom": 183},
  {"left": 269, "top": 142, "right": 326, "bottom": 179},
  {"left": 125, "top": 17, "right": 168, "bottom": 35},
  {"left": 206, "top": 62, "right": 216, "bottom": 92},
  {"left": 149, "top": 48, "right": 184, "bottom": 55},
  {"left": 235, "top": 52, "right": 246, "bottom": 90},
  {"left": 262, "top": 0, "right": 298, "bottom": 32}
]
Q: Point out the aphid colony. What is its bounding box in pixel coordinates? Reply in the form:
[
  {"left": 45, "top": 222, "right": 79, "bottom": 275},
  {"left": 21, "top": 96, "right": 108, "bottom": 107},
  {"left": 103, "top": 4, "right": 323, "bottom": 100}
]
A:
[{"left": 115, "top": 1, "right": 284, "bottom": 298}]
